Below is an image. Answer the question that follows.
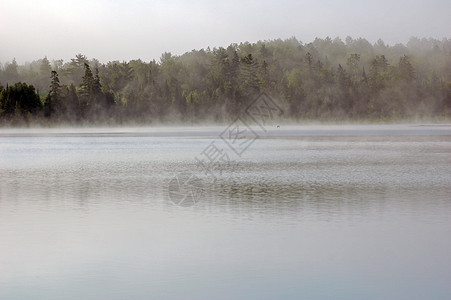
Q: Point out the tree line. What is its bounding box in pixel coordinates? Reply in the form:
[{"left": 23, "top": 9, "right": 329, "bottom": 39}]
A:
[{"left": 1, "top": 36, "right": 450, "bottom": 125}]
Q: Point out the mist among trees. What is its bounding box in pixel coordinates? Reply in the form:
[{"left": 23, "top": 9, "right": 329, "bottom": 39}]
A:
[{"left": 1, "top": 36, "right": 450, "bottom": 125}]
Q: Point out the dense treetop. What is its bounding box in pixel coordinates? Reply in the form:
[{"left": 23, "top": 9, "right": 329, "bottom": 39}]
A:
[{"left": 1, "top": 36, "right": 450, "bottom": 125}]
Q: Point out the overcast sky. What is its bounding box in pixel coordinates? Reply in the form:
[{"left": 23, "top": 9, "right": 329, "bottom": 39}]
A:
[{"left": 1, "top": 0, "right": 450, "bottom": 64}]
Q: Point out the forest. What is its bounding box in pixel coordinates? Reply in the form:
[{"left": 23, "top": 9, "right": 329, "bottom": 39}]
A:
[{"left": 1, "top": 36, "right": 450, "bottom": 125}]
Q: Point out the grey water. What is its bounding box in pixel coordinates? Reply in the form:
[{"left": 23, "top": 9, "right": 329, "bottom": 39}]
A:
[{"left": 0, "top": 125, "right": 450, "bottom": 299}]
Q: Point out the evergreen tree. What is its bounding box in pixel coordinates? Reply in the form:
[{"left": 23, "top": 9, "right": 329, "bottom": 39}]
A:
[
  {"left": 80, "top": 63, "right": 94, "bottom": 100},
  {"left": 398, "top": 55, "right": 415, "bottom": 82}
]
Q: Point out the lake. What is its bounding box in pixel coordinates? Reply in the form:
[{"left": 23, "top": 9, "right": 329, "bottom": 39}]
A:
[{"left": 0, "top": 124, "right": 450, "bottom": 299}]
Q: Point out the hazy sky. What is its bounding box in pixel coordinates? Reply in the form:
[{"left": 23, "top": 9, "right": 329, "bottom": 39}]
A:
[{"left": 1, "top": 0, "right": 450, "bottom": 64}]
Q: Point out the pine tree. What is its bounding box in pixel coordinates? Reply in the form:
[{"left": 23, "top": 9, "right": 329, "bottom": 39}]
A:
[
  {"left": 398, "top": 55, "right": 415, "bottom": 82},
  {"left": 80, "top": 63, "right": 94, "bottom": 100},
  {"left": 50, "top": 71, "right": 61, "bottom": 98},
  {"left": 44, "top": 70, "right": 61, "bottom": 118}
]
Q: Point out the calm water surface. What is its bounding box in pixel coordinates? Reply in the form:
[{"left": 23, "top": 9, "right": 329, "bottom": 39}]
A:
[{"left": 0, "top": 125, "right": 450, "bottom": 299}]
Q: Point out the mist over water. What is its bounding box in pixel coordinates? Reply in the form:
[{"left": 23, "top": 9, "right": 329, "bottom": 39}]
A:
[
  {"left": 2, "top": 0, "right": 451, "bottom": 297},
  {"left": 0, "top": 124, "right": 450, "bottom": 299}
]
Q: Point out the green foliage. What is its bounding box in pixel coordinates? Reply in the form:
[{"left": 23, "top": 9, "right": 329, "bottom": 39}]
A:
[
  {"left": 0, "top": 82, "right": 42, "bottom": 119},
  {"left": 1, "top": 36, "right": 450, "bottom": 125},
  {"left": 398, "top": 55, "right": 415, "bottom": 82}
]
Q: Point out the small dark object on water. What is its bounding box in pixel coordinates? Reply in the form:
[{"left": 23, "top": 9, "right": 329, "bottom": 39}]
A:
[{"left": 277, "top": 125, "right": 280, "bottom": 128}]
